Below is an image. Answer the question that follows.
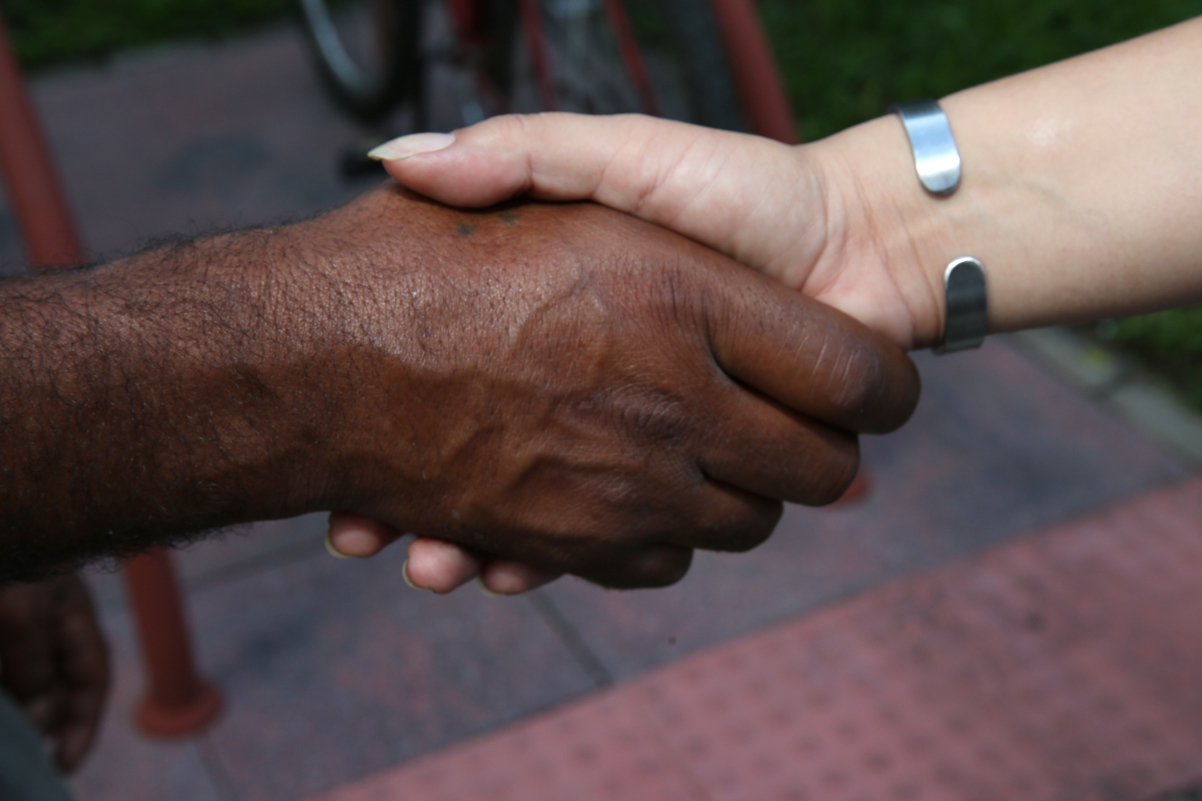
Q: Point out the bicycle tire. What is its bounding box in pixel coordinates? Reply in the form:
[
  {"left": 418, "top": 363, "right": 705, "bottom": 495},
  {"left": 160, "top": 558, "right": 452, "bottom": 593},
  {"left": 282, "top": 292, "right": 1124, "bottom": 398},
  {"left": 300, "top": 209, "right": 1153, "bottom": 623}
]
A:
[
  {"left": 296, "top": 0, "right": 424, "bottom": 124},
  {"left": 461, "top": 0, "right": 745, "bottom": 131}
]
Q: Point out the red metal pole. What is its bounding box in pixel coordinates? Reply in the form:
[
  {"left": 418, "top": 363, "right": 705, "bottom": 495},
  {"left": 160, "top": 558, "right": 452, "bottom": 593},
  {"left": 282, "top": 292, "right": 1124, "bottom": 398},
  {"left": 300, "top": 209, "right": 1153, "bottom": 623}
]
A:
[
  {"left": 603, "top": 0, "right": 660, "bottom": 116},
  {"left": 0, "top": 17, "right": 82, "bottom": 266},
  {"left": 123, "top": 549, "right": 223, "bottom": 736},
  {"left": 707, "top": 0, "right": 798, "bottom": 144},
  {"left": 515, "top": 0, "right": 557, "bottom": 111},
  {"left": 0, "top": 13, "right": 222, "bottom": 738}
]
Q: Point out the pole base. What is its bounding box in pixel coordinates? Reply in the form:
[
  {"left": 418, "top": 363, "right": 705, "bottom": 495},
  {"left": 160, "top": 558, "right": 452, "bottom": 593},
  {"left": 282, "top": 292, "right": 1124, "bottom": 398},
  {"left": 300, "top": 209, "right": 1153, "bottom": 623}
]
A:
[{"left": 134, "top": 681, "right": 224, "bottom": 739}]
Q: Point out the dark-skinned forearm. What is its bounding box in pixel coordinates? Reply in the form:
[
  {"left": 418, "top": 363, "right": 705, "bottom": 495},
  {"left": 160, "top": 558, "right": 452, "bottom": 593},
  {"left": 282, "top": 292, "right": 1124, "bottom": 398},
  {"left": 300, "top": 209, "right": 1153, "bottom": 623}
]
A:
[{"left": 0, "top": 226, "right": 343, "bottom": 581}]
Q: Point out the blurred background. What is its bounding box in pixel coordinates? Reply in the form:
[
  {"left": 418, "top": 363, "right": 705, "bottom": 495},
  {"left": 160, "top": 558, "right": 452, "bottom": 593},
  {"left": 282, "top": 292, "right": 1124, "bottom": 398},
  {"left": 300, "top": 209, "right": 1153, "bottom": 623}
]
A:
[{"left": 1, "top": 2, "right": 1201, "bottom": 800}]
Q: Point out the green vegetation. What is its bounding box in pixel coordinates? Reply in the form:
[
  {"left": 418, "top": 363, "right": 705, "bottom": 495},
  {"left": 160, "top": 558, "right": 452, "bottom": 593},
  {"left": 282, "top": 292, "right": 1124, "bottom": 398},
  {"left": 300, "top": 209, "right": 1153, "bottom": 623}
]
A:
[
  {"left": 758, "top": 0, "right": 1202, "bottom": 141},
  {"left": 2, "top": 0, "right": 1200, "bottom": 408},
  {"left": 0, "top": 0, "right": 291, "bottom": 69},
  {"left": 1104, "top": 307, "right": 1202, "bottom": 411}
]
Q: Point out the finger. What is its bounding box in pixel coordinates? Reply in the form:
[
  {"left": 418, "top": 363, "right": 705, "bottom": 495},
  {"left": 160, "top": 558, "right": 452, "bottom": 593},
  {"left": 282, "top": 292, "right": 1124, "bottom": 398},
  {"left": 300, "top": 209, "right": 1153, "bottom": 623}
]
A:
[
  {"left": 0, "top": 587, "right": 55, "bottom": 705},
  {"left": 405, "top": 538, "right": 484, "bottom": 594},
  {"left": 326, "top": 512, "right": 405, "bottom": 558},
  {"left": 329, "top": 515, "right": 492, "bottom": 593},
  {"left": 479, "top": 561, "right": 561, "bottom": 596},
  {"left": 53, "top": 577, "right": 110, "bottom": 772},
  {"left": 22, "top": 694, "right": 58, "bottom": 731},
  {"left": 700, "top": 384, "right": 862, "bottom": 506},
  {"left": 701, "top": 264, "right": 922, "bottom": 434},
  {"left": 375, "top": 114, "right": 817, "bottom": 284},
  {"left": 654, "top": 480, "right": 783, "bottom": 554},
  {"left": 55, "top": 678, "right": 107, "bottom": 773},
  {"left": 571, "top": 544, "right": 695, "bottom": 590},
  {"left": 57, "top": 723, "right": 99, "bottom": 775}
]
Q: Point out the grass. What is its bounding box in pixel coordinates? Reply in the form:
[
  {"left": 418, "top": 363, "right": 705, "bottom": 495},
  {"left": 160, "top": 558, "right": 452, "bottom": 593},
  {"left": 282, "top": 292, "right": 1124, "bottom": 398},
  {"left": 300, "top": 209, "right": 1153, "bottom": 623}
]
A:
[
  {"left": 758, "top": 0, "right": 1202, "bottom": 141},
  {"left": 0, "top": 0, "right": 292, "bottom": 69},
  {"left": 3, "top": 0, "right": 1201, "bottom": 408},
  {"left": 1102, "top": 307, "right": 1202, "bottom": 411}
]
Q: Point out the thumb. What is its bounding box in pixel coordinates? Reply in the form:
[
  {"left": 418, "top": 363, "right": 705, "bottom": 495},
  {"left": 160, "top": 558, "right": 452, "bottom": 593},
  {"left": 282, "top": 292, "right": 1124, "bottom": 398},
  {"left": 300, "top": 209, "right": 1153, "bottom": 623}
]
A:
[{"left": 369, "top": 113, "right": 827, "bottom": 288}]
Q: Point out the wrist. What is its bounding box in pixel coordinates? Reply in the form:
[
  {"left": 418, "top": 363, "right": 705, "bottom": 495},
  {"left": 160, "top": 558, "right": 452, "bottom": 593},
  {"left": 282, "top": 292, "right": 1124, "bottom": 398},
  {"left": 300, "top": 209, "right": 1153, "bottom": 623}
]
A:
[{"left": 807, "top": 116, "right": 951, "bottom": 350}]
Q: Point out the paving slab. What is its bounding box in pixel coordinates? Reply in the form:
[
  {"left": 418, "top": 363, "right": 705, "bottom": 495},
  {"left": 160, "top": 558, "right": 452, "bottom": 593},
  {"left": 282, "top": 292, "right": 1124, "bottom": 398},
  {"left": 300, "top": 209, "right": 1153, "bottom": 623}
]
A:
[
  {"left": 0, "top": 22, "right": 373, "bottom": 274},
  {"left": 312, "top": 477, "right": 1202, "bottom": 801},
  {"left": 75, "top": 535, "right": 602, "bottom": 801},
  {"left": 1014, "top": 327, "right": 1202, "bottom": 467},
  {"left": 66, "top": 608, "right": 226, "bottom": 801}
]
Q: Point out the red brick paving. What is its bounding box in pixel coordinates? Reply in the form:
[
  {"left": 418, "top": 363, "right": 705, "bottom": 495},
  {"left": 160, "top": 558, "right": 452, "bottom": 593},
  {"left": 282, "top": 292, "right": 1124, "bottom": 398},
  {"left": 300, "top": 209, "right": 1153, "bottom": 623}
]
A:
[{"left": 313, "top": 478, "right": 1202, "bottom": 801}]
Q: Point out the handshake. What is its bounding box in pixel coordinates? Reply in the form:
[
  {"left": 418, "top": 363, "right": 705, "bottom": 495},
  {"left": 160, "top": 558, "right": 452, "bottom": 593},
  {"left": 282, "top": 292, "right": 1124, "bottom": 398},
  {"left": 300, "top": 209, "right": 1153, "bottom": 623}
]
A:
[
  {"left": 324, "top": 114, "right": 935, "bottom": 594},
  {"left": 6, "top": 12, "right": 1202, "bottom": 592},
  {"left": 0, "top": 114, "right": 925, "bottom": 592},
  {"left": 2, "top": 22, "right": 1199, "bottom": 784}
]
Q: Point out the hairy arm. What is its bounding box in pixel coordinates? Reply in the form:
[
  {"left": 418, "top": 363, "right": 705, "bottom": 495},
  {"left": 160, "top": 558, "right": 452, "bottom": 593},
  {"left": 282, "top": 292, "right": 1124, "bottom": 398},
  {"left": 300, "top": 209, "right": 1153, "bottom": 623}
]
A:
[
  {"left": 0, "top": 227, "right": 340, "bottom": 580},
  {"left": 0, "top": 186, "right": 918, "bottom": 587}
]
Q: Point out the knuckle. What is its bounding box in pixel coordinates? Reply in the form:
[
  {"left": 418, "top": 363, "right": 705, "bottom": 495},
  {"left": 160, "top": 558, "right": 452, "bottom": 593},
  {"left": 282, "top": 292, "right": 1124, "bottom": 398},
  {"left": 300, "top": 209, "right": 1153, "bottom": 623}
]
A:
[
  {"left": 624, "top": 391, "right": 691, "bottom": 444},
  {"left": 692, "top": 496, "right": 781, "bottom": 553},
  {"left": 724, "top": 501, "right": 783, "bottom": 552},
  {"left": 476, "top": 112, "right": 536, "bottom": 141},
  {"left": 594, "top": 546, "right": 693, "bottom": 590},
  {"left": 629, "top": 546, "right": 693, "bottom": 588}
]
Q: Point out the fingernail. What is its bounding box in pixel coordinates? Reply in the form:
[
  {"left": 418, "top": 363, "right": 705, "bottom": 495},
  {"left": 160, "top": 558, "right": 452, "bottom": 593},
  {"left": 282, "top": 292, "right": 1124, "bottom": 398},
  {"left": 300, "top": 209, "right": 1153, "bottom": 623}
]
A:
[
  {"left": 368, "top": 132, "right": 455, "bottom": 161},
  {"left": 325, "top": 533, "right": 356, "bottom": 560},
  {"left": 477, "top": 577, "right": 500, "bottom": 597},
  {"left": 402, "top": 560, "right": 427, "bottom": 591}
]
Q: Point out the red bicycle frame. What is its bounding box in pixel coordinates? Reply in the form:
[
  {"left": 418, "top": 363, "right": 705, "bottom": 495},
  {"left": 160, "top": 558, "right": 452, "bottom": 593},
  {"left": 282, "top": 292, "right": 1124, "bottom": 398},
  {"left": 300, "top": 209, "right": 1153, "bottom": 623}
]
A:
[
  {"left": 442, "top": 0, "right": 661, "bottom": 116},
  {"left": 438, "top": 0, "right": 793, "bottom": 141}
]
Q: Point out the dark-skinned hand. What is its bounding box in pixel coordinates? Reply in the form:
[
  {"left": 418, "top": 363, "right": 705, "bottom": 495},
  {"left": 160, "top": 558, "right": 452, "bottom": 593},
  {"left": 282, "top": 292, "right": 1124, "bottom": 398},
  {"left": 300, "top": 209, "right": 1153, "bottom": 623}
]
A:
[
  {"left": 315, "top": 187, "right": 920, "bottom": 589},
  {"left": 0, "top": 574, "right": 109, "bottom": 773},
  {"left": 0, "top": 186, "right": 917, "bottom": 590}
]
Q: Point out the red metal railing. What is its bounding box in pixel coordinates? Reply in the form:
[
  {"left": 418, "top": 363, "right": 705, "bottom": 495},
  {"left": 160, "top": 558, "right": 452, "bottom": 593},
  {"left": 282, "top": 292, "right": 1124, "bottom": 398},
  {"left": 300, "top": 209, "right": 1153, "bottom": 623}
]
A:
[
  {"left": 709, "top": 0, "right": 798, "bottom": 144},
  {"left": 0, "top": 12, "right": 222, "bottom": 739}
]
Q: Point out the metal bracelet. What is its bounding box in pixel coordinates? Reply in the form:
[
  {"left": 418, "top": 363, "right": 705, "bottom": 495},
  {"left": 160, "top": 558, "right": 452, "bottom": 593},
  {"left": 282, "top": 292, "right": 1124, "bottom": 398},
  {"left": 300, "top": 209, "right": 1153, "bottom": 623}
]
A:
[
  {"left": 892, "top": 99, "right": 961, "bottom": 196},
  {"left": 935, "top": 257, "right": 988, "bottom": 354}
]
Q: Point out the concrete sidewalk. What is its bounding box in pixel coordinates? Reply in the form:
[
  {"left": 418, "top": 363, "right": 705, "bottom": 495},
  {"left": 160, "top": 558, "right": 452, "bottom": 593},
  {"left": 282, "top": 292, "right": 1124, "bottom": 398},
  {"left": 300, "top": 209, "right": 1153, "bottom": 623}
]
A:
[{"left": 1, "top": 20, "right": 1199, "bottom": 801}]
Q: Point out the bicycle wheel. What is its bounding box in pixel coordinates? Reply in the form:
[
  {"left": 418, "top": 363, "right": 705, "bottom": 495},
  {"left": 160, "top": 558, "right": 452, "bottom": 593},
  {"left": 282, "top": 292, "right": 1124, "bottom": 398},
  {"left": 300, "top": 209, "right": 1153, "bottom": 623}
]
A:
[
  {"left": 297, "top": 0, "right": 424, "bottom": 124},
  {"left": 471, "top": 0, "right": 745, "bottom": 131}
]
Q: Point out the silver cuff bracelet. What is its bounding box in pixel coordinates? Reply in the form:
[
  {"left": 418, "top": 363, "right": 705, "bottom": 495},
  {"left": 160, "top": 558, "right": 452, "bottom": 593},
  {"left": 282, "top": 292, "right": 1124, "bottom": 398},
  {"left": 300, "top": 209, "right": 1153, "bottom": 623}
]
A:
[
  {"left": 892, "top": 99, "right": 962, "bottom": 196},
  {"left": 893, "top": 100, "right": 986, "bottom": 352},
  {"left": 935, "top": 257, "right": 988, "bottom": 354}
]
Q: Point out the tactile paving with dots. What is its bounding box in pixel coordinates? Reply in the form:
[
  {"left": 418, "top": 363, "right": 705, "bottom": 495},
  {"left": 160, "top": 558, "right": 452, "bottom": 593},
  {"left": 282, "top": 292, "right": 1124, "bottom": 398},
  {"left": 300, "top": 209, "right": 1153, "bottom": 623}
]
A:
[{"left": 312, "top": 478, "right": 1202, "bottom": 801}]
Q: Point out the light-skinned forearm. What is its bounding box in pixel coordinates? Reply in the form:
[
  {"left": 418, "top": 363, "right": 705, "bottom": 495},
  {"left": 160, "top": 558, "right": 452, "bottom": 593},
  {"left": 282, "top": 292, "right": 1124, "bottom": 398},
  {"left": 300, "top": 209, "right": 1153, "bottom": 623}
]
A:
[{"left": 814, "top": 15, "right": 1202, "bottom": 347}]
